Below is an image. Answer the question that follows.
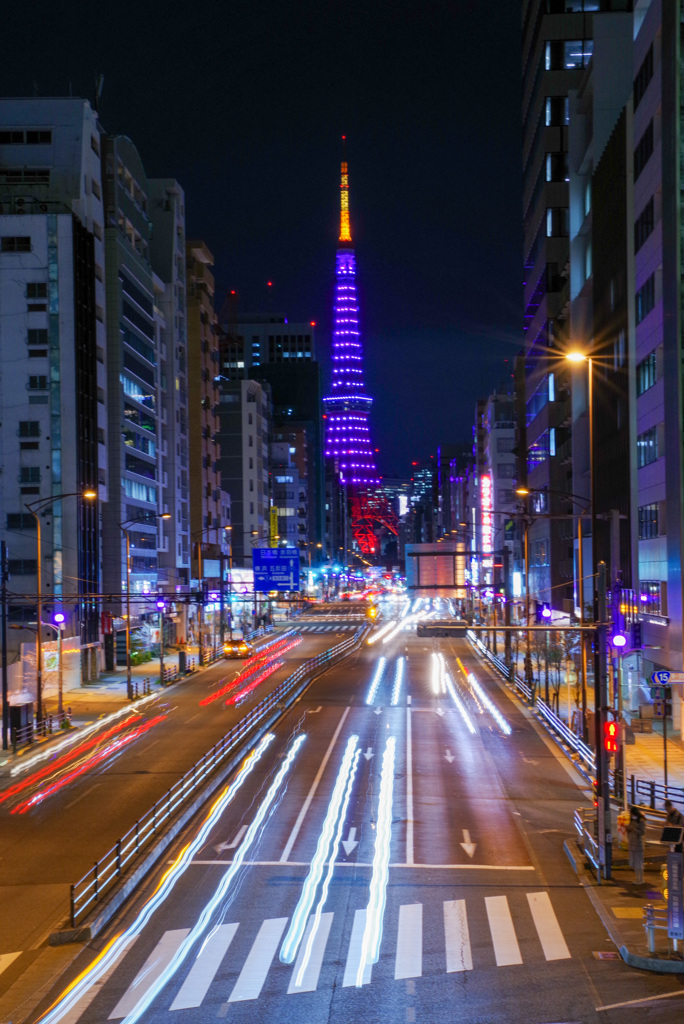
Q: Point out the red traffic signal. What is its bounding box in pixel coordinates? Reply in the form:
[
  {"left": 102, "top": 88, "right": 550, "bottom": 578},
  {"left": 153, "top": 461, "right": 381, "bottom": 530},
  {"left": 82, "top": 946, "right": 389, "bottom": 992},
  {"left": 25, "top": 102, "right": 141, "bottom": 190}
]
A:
[{"left": 603, "top": 719, "right": 619, "bottom": 753}]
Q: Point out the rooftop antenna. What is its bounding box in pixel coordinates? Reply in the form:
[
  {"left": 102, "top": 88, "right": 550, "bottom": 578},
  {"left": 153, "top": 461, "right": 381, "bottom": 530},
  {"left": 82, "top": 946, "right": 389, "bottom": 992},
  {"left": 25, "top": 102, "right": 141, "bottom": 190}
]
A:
[{"left": 94, "top": 74, "right": 104, "bottom": 113}]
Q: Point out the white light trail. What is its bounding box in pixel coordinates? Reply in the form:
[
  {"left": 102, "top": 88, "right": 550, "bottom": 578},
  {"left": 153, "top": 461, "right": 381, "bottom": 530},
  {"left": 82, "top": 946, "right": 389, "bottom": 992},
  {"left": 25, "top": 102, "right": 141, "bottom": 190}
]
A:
[
  {"left": 37, "top": 733, "right": 277, "bottom": 1024},
  {"left": 411, "top": 598, "right": 422, "bottom": 613},
  {"left": 292, "top": 744, "right": 361, "bottom": 987},
  {"left": 281, "top": 735, "right": 360, "bottom": 965},
  {"left": 120, "top": 734, "right": 306, "bottom": 1024},
  {"left": 391, "top": 658, "right": 404, "bottom": 706},
  {"left": 443, "top": 670, "right": 477, "bottom": 734},
  {"left": 431, "top": 652, "right": 440, "bottom": 695},
  {"left": 367, "top": 620, "right": 396, "bottom": 646},
  {"left": 356, "top": 735, "right": 396, "bottom": 985},
  {"left": 466, "top": 673, "right": 512, "bottom": 735},
  {"left": 365, "top": 658, "right": 386, "bottom": 705}
]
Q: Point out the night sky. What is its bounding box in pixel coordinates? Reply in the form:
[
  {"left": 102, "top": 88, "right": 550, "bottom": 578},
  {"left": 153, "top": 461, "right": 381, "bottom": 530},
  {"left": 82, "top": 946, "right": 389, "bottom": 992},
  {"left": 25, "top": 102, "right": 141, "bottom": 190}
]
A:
[{"left": 3, "top": 0, "right": 522, "bottom": 477}]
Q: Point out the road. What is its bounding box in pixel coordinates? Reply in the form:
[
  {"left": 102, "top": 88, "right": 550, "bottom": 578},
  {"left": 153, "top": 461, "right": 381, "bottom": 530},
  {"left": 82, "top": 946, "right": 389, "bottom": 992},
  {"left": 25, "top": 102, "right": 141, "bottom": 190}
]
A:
[
  {"left": 17, "top": 627, "right": 684, "bottom": 1023},
  {"left": 0, "top": 625, "right": 357, "bottom": 961}
]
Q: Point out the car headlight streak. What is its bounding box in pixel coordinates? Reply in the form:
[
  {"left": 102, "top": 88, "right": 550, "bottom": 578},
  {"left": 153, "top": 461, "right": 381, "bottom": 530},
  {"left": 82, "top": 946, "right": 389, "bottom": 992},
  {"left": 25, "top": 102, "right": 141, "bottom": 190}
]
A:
[
  {"left": 281, "top": 734, "right": 360, "bottom": 965},
  {"left": 118, "top": 733, "right": 306, "bottom": 1024},
  {"left": 444, "top": 670, "right": 477, "bottom": 734},
  {"left": 356, "top": 734, "right": 395, "bottom": 986},
  {"left": 36, "top": 733, "right": 277, "bottom": 1024},
  {"left": 391, "top": 657, "right": 404, "bottom": 706},
  {"left": 367, "top": 620, "right": 396, "bottom": 645},
  {"left": 365, "top": 658, "right": 386, "bottom": 704},
  {"left": 466, "top": 672, "right": 512, "bottom": 735},
  {"left": 291, "top": 743, "right": 361, "bottom": 987}
]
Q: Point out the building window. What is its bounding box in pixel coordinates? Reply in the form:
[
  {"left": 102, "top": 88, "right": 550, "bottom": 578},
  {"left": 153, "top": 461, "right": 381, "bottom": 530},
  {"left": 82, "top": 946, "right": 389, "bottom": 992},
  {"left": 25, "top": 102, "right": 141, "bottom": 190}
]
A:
[
  {"left": 8, "top": 559, "right": 37, "bottom": 575},
  {"left": 19, "top": 421, "right": 40, "bottom": 437},
  {"left": 546, "top": 207, "right": 569, "bottom": 237},
  {"left": 27, "top": 328, "right": 48, "bottom": 347},
  {"left": 545, "top": 96, "right": 569, "bottom": 126},
  {"left": 6, "top": 513, "right": 36, "bottom": 530},
  {"left": 19, "top": 467, "right": 41, "bottom": 483},
  {"left": 635, "top": 273, "right": 656, "bottom": 324},
  {"left": 545, "top": 152, "right": 568, "bottom": 182},
  {"left": 638, "top": 503, "right": 660, "bottom": 540},
  {"left": 634, "top": 43, "right": 654, "bottom": 111},
  {"left": 1, "top": 236, "right": 31, "bottom": 252},
  {"left": 26, "top": 283, "right": 47, "bottom": 299},
  {"left": 634, "top": 120, "right": 654, "bottom": 182},
  {"left": 545, "top": 39, "right": 593, "bottom": 70},
  {"left": 0, "top": 168, "right": 50, "bottom": 186},
  {"left": 636, "top": 350, "right": 657, "bottom": 395},
  {"left": 634, "top": 197, "right": 655, "bottom": 254},
  {"left": 0, "top": 129, "right": 51, "bottom": 144},
  {"left": 496, "top": 437, "right": 515, "bottom": 454},
  {"left": 637, "top": 426, "right": 659, "bottom": 468},
  {"left": 639, "top": 580, "right": 663, "bottom": 616},
  {"left": 28, "top": 375, "right": 47, "bottom": 390}
]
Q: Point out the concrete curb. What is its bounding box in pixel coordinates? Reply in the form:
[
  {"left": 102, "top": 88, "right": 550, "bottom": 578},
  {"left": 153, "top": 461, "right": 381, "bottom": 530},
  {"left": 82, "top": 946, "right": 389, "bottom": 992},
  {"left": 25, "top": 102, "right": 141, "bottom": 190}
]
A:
[
  {"left": 563, "top": 838, "right": 684, "bottom": 973},
  {"left": 48, "top": 628, "right": 367, "bottom": 945}
]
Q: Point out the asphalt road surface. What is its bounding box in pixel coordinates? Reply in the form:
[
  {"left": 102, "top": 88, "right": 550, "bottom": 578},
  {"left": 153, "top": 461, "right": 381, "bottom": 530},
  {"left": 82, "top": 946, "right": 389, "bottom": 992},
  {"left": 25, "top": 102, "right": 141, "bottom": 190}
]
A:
[
  {"left": 0, "top": 628, "right": 354, "bottom": 959},
  {"left": 24, "top": 628, "right": 684, "bottom": 1023}
]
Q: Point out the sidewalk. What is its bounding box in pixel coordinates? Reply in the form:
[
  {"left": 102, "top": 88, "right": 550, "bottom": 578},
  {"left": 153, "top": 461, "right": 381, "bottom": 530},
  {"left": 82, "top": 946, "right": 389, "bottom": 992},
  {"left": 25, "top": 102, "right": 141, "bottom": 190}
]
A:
[
  {"left": 487, "top": 630, "right": 684, "bottom": 795},
  {"left": 565, "top": 835, "right": 684, "bottom": 973}
]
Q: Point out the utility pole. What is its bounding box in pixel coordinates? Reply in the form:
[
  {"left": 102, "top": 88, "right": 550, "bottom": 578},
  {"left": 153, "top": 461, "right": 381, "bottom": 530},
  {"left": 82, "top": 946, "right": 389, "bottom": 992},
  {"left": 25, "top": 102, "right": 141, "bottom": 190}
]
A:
[
  {"left": 594, "top": 561, "right": 612, "bottom": 880},
  {"left": 1, "top": 541, "right": 9, "bottom": 751},
  {"left": 503, "top": 546, "right": 512, "bottom": 681}
]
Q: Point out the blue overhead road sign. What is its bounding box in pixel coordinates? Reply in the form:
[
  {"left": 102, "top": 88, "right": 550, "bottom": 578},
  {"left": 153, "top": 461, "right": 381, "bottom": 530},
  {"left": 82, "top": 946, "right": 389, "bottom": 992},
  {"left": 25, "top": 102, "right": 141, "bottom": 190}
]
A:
[{"left": 253, "top": 547, "right": 300, "bottom": 593}]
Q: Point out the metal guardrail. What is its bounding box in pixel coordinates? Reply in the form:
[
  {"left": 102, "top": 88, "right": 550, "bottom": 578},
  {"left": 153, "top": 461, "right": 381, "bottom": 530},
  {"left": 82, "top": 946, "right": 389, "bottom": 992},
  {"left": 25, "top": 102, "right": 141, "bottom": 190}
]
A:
[
  {"left": 633, "top": 776, "right": 684, "bottom": 810},
  {"left": 69, "top": 624, "right": 367, "bottom": 927},
  {"left": 574, "top": 806, "right": 601, "bottom": 875},
  {"left": 11, "top": 709, "right": 71, "bottom": 752}
]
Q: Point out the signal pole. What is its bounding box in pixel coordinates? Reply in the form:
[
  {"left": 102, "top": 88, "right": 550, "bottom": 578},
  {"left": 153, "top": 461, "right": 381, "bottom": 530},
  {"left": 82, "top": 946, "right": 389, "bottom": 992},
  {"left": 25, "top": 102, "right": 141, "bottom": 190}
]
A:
[{"left": 594, "top": 561, "right": 611, "bottom": 880}]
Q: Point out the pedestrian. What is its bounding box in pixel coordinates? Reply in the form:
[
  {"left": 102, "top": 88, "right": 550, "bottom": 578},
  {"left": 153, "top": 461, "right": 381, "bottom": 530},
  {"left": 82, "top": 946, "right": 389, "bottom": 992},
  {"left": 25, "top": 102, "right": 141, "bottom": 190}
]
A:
[
  {"left": 627, "top": 805, "right": 646, "bottom": 885},
  {"left": 664, "top": 800, "right": 684, "bottom": 852}
]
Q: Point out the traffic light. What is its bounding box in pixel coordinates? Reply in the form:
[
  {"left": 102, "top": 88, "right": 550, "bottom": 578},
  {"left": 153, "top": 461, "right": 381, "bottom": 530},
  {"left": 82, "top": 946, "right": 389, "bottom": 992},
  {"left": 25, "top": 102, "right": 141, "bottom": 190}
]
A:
[
  {"left": 632, "top": 621, "right": 642, "bottom": 649},
  {"left": 603, "top": 719, "right": 619, "bottom": 754}
]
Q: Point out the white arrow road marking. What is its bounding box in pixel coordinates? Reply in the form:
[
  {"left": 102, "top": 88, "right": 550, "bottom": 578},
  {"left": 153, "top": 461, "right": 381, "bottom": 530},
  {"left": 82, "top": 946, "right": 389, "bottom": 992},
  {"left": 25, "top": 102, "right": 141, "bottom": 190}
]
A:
[
  {"left": 444, "top": 749, "right": 455, "bottom": 763},
  {"left": 374, "top": 707, "right": 383, "bottom": 716},
  {"left": 363, "top": 747, "right": 374, "bottom": 761},
  {"left": 307, "top": 706, "right": 323, "bottom": 714},
  {"left": 215, "top": 824, "right": 248, "bottom": 853},
  {"left": 435, "top": 707, "right": 445, "bottom": 718},
  {"left": 522, "top": 757, "right": 539, "bottom": 765},
  {"left": 341, "top": 827, "right": 358, "bottom": 856},
  {"left": 460, "top": 829, "right": 476, "bottom": 859}
]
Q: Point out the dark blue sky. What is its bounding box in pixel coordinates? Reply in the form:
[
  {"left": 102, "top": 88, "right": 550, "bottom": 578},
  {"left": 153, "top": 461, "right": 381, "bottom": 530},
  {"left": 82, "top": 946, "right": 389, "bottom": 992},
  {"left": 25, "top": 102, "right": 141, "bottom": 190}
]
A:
[{"left": 3, "top": 0, "right": 523, "bottom": 476}]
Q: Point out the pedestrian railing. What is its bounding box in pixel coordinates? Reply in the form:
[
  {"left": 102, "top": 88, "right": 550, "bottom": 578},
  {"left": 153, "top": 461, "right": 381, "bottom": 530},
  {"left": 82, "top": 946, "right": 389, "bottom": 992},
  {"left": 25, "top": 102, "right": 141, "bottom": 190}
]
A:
[
  {"left": 632, "top": 776, "right": 684, "bottom": 811},
  {"left": 69, "top": 623, "right": 368, "bottom": 927},
  {"left": 574, "top": 806, "right": 601, "bottom": 876},
  {"left": 535, "top": 697, "right": 595, "bottom": 771},
  {"left": 11, "top": 709, "right": 72, "bottom": 752},
  {"left": 466, "top": 630, "right": 533, "bottom": 701}
]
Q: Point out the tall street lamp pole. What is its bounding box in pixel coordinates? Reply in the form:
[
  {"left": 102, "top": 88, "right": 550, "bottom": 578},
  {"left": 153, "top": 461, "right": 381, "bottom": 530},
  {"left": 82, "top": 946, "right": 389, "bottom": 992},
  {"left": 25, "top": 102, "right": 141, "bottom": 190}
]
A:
[
  {"left": 26, "top": 490, "right": 97, "bottom": 724},
  {"left": 567, "top": 350, "right": 611, "bottom": 876}
]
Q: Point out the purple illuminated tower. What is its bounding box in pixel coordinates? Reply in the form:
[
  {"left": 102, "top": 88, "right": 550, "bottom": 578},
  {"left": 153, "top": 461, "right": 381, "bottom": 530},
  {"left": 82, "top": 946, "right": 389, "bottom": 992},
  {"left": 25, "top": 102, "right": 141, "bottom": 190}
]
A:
[{"left": 323, "top": 158, "right": 380, "bottom": 487}]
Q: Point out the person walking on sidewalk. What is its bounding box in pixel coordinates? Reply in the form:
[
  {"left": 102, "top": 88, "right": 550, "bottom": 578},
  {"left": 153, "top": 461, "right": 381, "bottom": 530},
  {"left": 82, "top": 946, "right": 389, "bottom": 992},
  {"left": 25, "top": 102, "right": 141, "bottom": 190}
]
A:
[
  {"left": 664, "top": 800, "right": 684, "bottom": 853},
  {"left": 627, "top": 805, "right": 646, "bottom": 885}
]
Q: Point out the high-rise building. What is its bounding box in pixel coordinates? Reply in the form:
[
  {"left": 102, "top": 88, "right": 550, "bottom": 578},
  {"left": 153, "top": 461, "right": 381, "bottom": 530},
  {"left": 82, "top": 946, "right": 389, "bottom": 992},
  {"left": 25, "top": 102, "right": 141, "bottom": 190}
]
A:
[
  {"left": 520, "top": 1, "right": 631, "bottom": 612},
  {"left": 221, "top": 313, "right": 315, "bottom": 376},
  {"left": 149, "top": 180, "right": 191, "bottom": 592},
  {"left": 216, "top": 379, "right": 271, "bottom": 567},
  {"left": 0, "top": 98, "right": 105, "bottom": 677},
  {"left": 630, "top": 0, "right": 684, "bottom": 693}
]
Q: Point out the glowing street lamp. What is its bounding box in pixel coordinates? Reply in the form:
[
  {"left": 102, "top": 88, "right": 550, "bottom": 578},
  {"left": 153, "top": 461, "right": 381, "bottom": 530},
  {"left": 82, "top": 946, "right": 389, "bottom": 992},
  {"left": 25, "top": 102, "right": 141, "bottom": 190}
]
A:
[
  {"left": 53, "top": 612, "right": 66, "bottom": 717},
  {"left": 26, "top": 490, "right": 97, "bottom": 724}
]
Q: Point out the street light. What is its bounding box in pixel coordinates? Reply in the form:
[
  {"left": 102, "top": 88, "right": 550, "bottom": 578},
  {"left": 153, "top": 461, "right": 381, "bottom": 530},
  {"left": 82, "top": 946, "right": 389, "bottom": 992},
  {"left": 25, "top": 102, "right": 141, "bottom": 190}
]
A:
[
  {"left": 156, "top": 597, "right": 166, "bottom": 683},
  {"left": 53, "top": 612, "right": 65, "bottom": 717},
  {"left": 26, "top": 490, "right": 97, "bottom": 724},
  {"left": 120, "top": 512, "right": 171, "bottom": 700}
]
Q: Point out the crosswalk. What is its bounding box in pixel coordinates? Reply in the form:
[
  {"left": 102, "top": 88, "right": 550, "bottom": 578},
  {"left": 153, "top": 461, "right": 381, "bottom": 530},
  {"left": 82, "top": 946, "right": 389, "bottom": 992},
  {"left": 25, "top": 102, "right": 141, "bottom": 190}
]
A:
[{"left": 81, "top": 891, "right": 571, "bottom": 1019}]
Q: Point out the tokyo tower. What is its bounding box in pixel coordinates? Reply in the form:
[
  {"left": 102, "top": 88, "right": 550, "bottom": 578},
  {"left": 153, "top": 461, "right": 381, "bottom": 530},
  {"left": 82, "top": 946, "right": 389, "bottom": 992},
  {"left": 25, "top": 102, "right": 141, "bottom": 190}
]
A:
[{"left": 323, "top": 150, "right": 397, "bottom": 555}]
